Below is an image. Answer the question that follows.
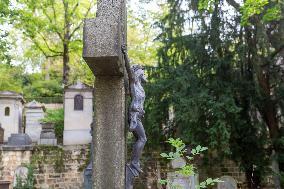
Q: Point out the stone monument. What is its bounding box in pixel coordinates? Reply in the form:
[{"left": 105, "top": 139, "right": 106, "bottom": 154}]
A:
[
  {"left": 63, "top": 81, "right": 93, "bottom": 145},
  {"left": 24, "top": 100, "right": 45, "bottom": 143},
  {"left": 38, "top": 122, "right": 57, "bottom": 145},
  {"left": 0, "top": 91, "right": 24, "bottom": 141},
  {"left": 217, "top": 176, "right": 237, "bottom": 189},
  {"left": 83, "top": 0, "right": 127, "bottom": 188}
]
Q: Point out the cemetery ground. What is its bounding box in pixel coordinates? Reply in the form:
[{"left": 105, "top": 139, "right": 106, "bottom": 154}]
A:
[{"left": 1, "top": 0, "right": 284, "bottom": 189}]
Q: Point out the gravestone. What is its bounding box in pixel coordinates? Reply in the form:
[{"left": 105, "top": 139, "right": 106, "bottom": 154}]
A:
[
  {"left": 167, "top": 158, "right": 199, "bottom": 189},
  {"left": 7, "top": 133, "right": 32, "bottom": 146},
  {"left": 25, "top": 100, "right": 45, "bottom": 143},
  {"left": 63, "top": 81, "right": 93, "bottom": 145},
  {"left": 83, "top": 0, "right": 127, "bottom": 188},
  {"left": 217, "top": 176, "right": 237, "bottom": 189},
  {"left": 13, "top": 166, "right": 28, "bottom": 187},
  {"left": 0, "top": 91, "right": 24, "bottom": 141},
  {"left": 0, "top": 123, "right": 4, "bottom": 144},
  {"left": 38, "top": 122, "right": 57, "bottom": 145}
]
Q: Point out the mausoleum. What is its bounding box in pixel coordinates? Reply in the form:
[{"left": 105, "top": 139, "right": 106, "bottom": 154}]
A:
[
  {"left": 63, "top": 81, "right": 93, "bottom": 145},
  {"left": 0, "top": 91, "right": 24, "bottom": 142}
]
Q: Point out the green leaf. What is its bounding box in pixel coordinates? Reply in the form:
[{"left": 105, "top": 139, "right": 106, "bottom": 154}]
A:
[{"left": 160, "top": 153, "right": 169, "bottom": 158}]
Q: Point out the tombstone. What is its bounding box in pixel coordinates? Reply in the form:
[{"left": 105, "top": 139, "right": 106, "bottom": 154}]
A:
[
  {"left": 0, "top": 91, "right": 24, "bottom": 141},
  {"left": 217, "top": 176, "right": 237, "bottom": 189},
  {"left": 0, "top": 123, "right": 4, "bottom": 144},
  {"left": 25, "top": 100, "right": 45, "bottom": 143},
  {"left": 13, "top": 166, "right": 28, "bottom": 187},
  {"left": 83, "top": 0, "right": 127, "bottom": 187},
  {"left": 63, "top": 81, "right": 93, "bottom": 145},
  {"left": 167, "top": 158, "right": 199, "bottom": 189},
  {"left": 7, "top": 133, "right": 32, "bottom": 146},
  {"left": 38, "top": 122, "right": 57, "bottom": 145}
]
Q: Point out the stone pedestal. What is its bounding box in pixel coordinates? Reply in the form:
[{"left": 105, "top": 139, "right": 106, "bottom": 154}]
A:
[
  {"left": 38, "top": 123, "right": 57, "bottom": 146},
  {"left": 167, "top": 158, "right": 199, "bottom": 189},
  {"left": 7, "top": 133, "right": 32, "bottom": 146}
]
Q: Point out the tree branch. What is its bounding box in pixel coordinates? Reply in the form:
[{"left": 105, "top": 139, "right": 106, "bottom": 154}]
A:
[
  {"left": 51, "top": 1, "right": 64, "bottom": 41},
  {"left": 226, "top": 0, "right": 240, "bottom": 11},
  {"left": 70, "top": 0, "right": 79, "bottom": 18},
  {"left": 33, "top": 40, "right": 63, "bottom": 58},
  {"left": 69, "top": 1, "right": 93, "bottom": 40},
  {"left": 39, "top": 33, "right": 63, "bottom": 54},
  {"left": 270, "top": 44, "right": 284, "bottom": 59}
]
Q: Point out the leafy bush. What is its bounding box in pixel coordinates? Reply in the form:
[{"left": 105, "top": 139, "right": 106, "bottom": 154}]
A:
[
  {"left": 23, "top": 79, "right": 63, "bottom": 99},
  {"left": 41, "top": 108, "right": 64, "bottom": 143},
  {"left": 160, "top": 138, "right": 222, "bottom": 189}
]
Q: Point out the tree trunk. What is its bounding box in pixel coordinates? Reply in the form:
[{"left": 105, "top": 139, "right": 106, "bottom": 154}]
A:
[
  {"left": 257, "top": 63, "right": 281, "bottom": 189},
  {"left": 245, "top": 166, "right": 262, "bottom": 189},
  {"left": 44, "top": 58, "right": 51, "bottom": 80},
  {"left": 63, "top": 40, "right": 69, "bottom": 86},
  {"left": 63, "top": 0, "right": 70, "bottom": 86}
]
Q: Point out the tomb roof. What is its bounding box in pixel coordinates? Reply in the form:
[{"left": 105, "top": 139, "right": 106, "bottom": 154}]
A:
[{"left": 0, "top": 91, "right": 25, "bottom": 103}]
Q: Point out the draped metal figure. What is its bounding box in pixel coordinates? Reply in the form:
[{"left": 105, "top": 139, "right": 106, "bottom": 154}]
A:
[{"left": 122, "top": 45, "right": 147, "bottom": 189}]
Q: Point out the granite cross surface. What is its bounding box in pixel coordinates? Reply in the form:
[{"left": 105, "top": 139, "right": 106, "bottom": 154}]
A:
[{"left": 83, "top": 0, "right": 127, "bottom": 188}]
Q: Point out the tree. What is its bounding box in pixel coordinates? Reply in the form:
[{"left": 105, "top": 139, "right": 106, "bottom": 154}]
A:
[
  {"left": 145, "top": 0, "right": 284, "bottom": 188},
  {"left": 0, "top": 64, "right": 24, "bottom": 92},
  {"left": 0, "top": 0, "right": 14, "bottom": 64},
  {"left": 13, "top": 0, "right": 95, "bottom": 86}
]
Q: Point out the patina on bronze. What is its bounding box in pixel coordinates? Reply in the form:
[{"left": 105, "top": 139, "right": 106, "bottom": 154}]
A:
[{"left": 122, "top": 45, "right": 147, "bottom": 189}]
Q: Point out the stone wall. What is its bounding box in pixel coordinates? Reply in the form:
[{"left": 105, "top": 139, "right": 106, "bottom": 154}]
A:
[
  {"left": 0, "top": 146, "right": 276, "bottom": 189},
  {"left": 0, "top": 145, "right": 89, "bottom": 189},
  {"left": 0, "top": 146, "right": 32, "bottom": 184}
]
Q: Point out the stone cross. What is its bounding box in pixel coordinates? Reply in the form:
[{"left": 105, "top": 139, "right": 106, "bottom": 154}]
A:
[{"left": 83, "top": 0, "right": 127, "bottom": 188}]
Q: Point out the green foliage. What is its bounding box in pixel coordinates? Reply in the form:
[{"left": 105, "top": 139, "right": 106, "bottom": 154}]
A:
[
  {"left": 12, "top": 0, "right": 95, "bottom": 85},
  {"left": 241, "top": 0, "right": 283, "bottom": 25},
  {"left": 159, "top": 138, "right": 222, "bottom": 189},
  {"left": 241, "top": 0, "right": 269, "bottom": 25},
  {"left": 146, "top": 0, "right": 284, "bottom": 188},
  {"left": 263, "top": 5, "right": 282, "bottom": 22},
  {"left": 160, "top": 138, "right": 186, "bottom": 160},
  {"left": 41, "top": 108, "right": 64, "bottom": 143},
  {"left": 14, "top": 164, "right": 35, "bottom": 189},
  {"left": 23, "top": 79, "right": 63, "bottom": 99},
  {"left": 127, "top": 1, "right": 161, "bottom": 66},
  {"left": 0, "top": 64, "right": 24, "bottom": 92},
  {"left": 31, "top": 145, "right": 65, "bottom": 173},
  {"left": 198, "top": 0, "right": 215, "bottom": 12}
]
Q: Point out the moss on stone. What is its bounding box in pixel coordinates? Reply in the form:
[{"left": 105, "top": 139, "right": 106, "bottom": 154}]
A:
[{"left": 31, "top": 145, "right": 65, "bottom": 173}]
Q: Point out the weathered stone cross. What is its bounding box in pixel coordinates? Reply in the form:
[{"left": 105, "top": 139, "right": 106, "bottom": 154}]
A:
[{"left": 83, "top": 0, "right": 127, "bottom": 188}]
